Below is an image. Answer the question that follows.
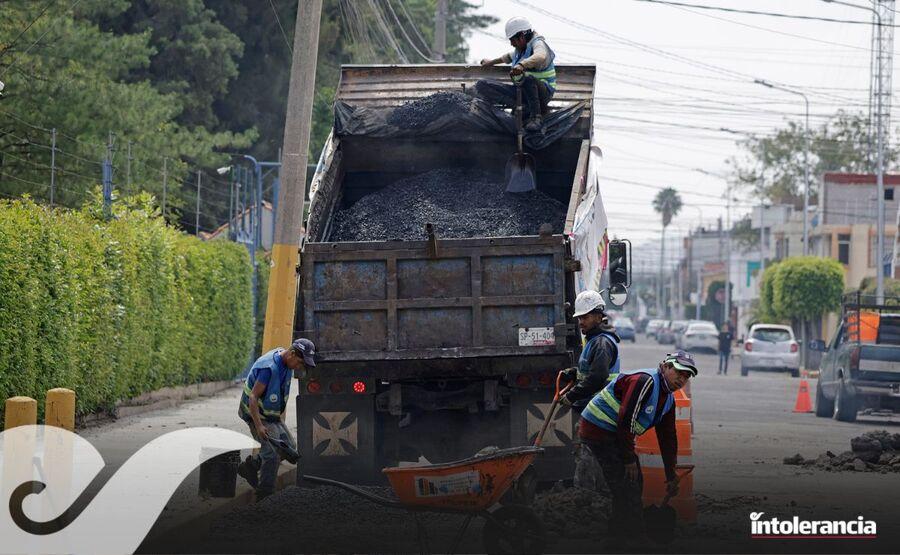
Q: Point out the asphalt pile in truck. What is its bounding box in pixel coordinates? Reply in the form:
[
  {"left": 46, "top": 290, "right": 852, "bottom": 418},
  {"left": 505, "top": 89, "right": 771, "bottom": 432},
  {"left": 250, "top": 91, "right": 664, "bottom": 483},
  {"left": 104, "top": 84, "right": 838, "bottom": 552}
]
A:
[
  {"left": 329, "top": 168, "right": 568, "bottom": 242},
  {"left": 783, "top": 430, "right": 900, "bottom": 472},
  {"left": 386, "top": 91, "right": 473, "bottom": 130}
]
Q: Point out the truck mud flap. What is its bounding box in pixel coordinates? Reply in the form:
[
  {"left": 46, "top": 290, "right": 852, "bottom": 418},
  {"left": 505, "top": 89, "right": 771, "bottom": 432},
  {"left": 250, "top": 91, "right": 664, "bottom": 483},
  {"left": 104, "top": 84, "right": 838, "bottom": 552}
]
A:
[
  {"left": 510, "top": 389, "right": 576, "bottom": 482},
  {"left": 297, "top": 394, "right": 378, "bottom": 483}
]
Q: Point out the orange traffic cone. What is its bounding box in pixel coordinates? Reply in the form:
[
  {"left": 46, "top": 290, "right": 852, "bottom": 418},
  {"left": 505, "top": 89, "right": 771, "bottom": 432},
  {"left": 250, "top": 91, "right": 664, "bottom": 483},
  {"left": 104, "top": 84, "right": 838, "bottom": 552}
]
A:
[{"left": 793, "top": 380, "right": 813, "bottom": 413}]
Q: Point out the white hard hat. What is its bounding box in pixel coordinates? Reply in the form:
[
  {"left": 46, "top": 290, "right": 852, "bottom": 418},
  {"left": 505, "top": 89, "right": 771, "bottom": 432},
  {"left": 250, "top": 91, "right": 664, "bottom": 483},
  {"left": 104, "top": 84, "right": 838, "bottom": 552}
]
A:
[
  {"left": 573, "top": 290, "right": 606, "bottom": 317},
  {"left": 505, "top": 16, "right": 532, "bottom": 39}
]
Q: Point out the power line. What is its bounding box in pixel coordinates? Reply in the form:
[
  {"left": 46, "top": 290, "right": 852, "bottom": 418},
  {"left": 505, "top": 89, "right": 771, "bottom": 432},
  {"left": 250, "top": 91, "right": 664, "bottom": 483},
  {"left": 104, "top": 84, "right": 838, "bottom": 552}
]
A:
[
  {"left": 267, "top": 0, "right": 293, "bottom": 55},
  {"left": 630, "top": 0, "right": 899, "bottom": 26},
  {"left": 0, "top": 0, "right": 58, "bottom": 62}
]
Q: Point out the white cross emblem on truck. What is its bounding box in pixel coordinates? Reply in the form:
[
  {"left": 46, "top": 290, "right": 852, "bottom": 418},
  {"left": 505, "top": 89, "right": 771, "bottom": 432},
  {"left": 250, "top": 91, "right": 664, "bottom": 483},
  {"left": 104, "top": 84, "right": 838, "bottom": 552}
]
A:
[
  {"left": 312, "top": 411, "right": 359, "bottom": 456},
  {"left": 526, "top": 403, "right": 572, "bottom": 447}
]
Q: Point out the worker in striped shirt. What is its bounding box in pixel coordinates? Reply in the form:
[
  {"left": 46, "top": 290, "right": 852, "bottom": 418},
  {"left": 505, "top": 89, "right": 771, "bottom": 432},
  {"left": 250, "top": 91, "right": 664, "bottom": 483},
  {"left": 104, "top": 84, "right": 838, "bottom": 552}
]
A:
[{"left": 578, "top": 351, "right": 698, "bottom": 545}]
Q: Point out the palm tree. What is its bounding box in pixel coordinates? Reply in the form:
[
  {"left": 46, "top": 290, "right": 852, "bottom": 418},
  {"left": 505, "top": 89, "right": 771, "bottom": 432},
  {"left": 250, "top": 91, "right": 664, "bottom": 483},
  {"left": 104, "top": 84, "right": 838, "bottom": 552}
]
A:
[{"left": 652, "top": 188, "right": 683, "bottom": 316}]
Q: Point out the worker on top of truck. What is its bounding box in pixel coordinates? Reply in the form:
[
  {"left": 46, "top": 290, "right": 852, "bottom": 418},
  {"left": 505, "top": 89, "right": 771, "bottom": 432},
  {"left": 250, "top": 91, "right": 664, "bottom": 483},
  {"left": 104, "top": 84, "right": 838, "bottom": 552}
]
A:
[
  {"left": 476, "top": 16, "right": 556, "bottom": 132},
  {"left": 237, "top": 338, "right": 316, "bottom": 500},
  {"left": 580, "top": 351, "right": 698, "bottom": 547}
]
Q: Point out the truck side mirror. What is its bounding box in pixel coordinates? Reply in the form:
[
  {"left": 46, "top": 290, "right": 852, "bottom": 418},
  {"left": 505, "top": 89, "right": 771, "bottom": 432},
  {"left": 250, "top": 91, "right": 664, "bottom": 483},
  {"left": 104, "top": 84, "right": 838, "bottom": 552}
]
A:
[
  {"left": 808, "top": 339, "right": 826, "bottom": 352},
  {"left": 608, "top": 239, "right": 630, "bottom": 290},
  {"left": 608, "top": 283, "right": 628, "bottom": 307}
]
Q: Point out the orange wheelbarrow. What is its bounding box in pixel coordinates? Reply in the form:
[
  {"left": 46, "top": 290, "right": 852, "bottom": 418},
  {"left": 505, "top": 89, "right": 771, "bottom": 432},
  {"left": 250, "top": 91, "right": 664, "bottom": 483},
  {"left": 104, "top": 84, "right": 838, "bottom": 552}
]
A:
[{"left": 301, "top": 373, "right": 573, "bottom": 555}]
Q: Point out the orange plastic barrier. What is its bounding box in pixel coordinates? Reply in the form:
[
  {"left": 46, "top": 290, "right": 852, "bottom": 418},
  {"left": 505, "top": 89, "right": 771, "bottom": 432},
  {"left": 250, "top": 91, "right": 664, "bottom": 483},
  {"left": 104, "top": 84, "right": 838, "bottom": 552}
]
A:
[{"left": 636, "top": 389, "right": 696, "bottom": 522}]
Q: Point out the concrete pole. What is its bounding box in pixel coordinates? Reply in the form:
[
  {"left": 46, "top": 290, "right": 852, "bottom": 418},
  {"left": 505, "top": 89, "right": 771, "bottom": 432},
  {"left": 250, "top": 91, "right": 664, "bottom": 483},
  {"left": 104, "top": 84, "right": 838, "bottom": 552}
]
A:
[
  {"left": 725, "top": 183, "right": 732, "bottom": 330},
  {"left": 759, "top": 203, "right": 766, "bottom": 274},
  {"left": 696, "top": 268, "right": 702, "bottom": 320},
  {"left": 434, "top": 0, "right": 448, "bottom": 62},
  {"left": 876, "top": 16, "right": 886, "bottom": 303},
  {"left": 658, "top": 226, "right": 666, "bottom": 316},
  {"left": 262, "top": 0, "right": 323, "bottom": 353}
]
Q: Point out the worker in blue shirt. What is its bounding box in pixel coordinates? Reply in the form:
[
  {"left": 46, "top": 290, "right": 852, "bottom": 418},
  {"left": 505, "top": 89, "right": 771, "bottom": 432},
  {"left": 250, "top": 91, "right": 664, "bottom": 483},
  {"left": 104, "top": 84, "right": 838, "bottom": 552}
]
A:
[{"left": 237, "top": 338, "right": 316, "bottom": 500}]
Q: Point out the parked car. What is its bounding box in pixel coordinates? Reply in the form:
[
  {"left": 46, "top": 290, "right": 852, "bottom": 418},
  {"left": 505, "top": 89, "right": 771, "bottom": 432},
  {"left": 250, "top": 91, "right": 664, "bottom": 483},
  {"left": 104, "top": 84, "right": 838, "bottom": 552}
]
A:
[
  {"left": 812, "top": 293, "right": 900, "bottom": 422},
  {"left": 646, "top": 319, "right": 665, "bottom": 338},
  {"left": 677, "top": 322, "right": 719, "bottom": 353},
  {"left": 658, "top": 320, "right": 687, "bottom": 345},
  {"left": 614, "top": 317, "right": 636, "bottom": 342},
  {"left": 740, "top": 324, "right": 800, "bottom": 377}
]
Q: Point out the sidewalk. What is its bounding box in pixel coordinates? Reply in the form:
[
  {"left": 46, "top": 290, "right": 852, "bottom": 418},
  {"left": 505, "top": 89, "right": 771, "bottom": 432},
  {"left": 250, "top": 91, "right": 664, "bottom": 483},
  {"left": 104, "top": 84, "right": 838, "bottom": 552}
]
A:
[{"left": 77, "top": 380, "right": 300, "bottom": 542}]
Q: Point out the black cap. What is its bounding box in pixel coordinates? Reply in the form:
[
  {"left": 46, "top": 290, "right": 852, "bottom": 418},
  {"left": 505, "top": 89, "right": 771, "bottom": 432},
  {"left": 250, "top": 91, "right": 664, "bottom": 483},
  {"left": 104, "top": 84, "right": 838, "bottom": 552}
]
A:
[{"left": 291, "top": 338, "right": 317, "bottom": 367}]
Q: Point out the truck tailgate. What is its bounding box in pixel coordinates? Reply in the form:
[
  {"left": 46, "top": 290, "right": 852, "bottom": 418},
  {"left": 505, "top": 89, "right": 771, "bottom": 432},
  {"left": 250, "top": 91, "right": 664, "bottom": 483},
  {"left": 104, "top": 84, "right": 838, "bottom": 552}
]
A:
[
  {"left": 298, "top": 236, "right": 570, "bottom": 362},
  {"left": 858, "top": 345, "right": 900, "bottom": 381}
]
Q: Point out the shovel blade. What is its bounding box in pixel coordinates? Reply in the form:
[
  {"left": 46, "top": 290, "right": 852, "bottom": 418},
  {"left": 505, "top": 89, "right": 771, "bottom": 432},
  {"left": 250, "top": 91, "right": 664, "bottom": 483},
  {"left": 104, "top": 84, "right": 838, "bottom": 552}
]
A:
[{"left": 505, "top": 153, "right": 537, "bottom": 193}]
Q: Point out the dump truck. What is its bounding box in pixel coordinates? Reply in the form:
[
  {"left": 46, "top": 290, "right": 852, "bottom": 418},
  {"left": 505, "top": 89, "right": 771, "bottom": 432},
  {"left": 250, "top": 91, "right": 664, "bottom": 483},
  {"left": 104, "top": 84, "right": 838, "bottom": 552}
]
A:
[{"left": 294, "top": 64, "right": 615, "bottom": 484}]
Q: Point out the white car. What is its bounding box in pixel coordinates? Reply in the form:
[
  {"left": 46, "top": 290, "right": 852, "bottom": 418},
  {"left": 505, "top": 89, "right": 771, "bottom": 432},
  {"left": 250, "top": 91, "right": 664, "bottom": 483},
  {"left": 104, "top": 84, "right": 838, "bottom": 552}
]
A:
[
  {"left": 740, "top": 324, "right": 801, "bottom": 377},
  {"left": 646, "top": 319, "right": 665, "bottom": 338},
  {"left": 678, "top": 322, "right": 719, "bottom": 353}
]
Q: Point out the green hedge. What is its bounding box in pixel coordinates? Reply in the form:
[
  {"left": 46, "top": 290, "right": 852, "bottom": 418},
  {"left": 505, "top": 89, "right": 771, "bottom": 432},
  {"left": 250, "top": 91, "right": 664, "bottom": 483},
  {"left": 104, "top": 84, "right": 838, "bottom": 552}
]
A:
[{"left": 0, "top": 196, "right": 254, "bottom": 425}]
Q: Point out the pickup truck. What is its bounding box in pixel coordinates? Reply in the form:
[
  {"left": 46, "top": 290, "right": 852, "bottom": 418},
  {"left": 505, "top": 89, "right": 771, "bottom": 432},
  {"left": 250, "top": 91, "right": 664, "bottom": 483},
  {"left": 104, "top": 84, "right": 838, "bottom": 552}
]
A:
[{"left": 812, "top": 292, "right": 900, "bottom": 422}]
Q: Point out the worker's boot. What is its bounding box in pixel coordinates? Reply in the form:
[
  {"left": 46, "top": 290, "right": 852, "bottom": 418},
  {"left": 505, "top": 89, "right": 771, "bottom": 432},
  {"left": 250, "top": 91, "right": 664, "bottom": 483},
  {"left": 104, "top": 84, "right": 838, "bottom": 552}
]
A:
[
  {"left": 237, "top": 455, "right": 260, "bottom": 489},
  {"left": 524, "top": 115, "right": 543, "bottom": 132}
]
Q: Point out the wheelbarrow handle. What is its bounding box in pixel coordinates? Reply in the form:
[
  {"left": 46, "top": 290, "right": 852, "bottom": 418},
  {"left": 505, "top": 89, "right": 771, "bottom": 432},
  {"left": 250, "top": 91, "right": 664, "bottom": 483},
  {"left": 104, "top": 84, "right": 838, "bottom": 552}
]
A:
[{"left": 534, "top": 371, "right": 574, "bottom": 447}]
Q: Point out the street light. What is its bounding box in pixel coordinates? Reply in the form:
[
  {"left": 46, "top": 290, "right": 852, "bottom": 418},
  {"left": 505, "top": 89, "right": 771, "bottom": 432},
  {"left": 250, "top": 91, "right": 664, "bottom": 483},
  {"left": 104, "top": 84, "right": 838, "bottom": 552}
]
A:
[
  {"left": 820, "top": 0, "right": 886, "bottom": 302},
  {"left": 754, "top": 79, "right": 811, "bottom": 257}
]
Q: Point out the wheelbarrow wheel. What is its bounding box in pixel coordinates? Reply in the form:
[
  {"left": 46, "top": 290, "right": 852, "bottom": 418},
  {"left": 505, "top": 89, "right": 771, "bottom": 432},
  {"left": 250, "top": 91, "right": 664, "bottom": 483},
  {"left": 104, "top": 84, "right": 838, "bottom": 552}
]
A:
[{"left": 483, "top": 504, "right": 546, "bottom": 555}]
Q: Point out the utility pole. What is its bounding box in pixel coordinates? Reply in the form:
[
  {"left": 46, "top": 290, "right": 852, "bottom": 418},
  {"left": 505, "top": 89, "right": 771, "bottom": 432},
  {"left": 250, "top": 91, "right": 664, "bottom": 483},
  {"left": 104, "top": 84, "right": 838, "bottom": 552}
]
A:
[
  {"left": 724, "top": 183, "right": 732, "bottom": 331},
  {"left": 658, "top": 226, "right": 666, "bottom": 317},
  {"left": 195, "top": 170, "right": 201, "bottom": 235},
  {"left": 262, "top": 0, "right": 323, "bottom": 353},
  {"left": 696, "top": 269, "right": 702, "bottom": 320},
  {"left": 433, "top": 0, "right": 448, "bottom": 62},
  {"left": 49, "top": 128, "right": 56, "bottom": 207},
  {"left": 102, "top": 131, "right": 115, "bottom": 220},
  {"left": 759, "top": 203, "right": 766, "bottom": 275}
]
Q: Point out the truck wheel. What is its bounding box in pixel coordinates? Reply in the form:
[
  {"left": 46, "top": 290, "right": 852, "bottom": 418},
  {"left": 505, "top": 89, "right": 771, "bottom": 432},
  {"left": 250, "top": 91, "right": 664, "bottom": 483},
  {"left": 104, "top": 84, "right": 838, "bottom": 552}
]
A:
[
  {"left": 740, "top": 366, "right": 749, "bottom": 377},
  {"left": 814, "top": 379, "right": 833, "bottom": 417},
  {"left": 483, "top": 505, "right": 546, "bottom": 555},
  {"left": 833, "top": 379, "right": 858, "bottom": 422}
]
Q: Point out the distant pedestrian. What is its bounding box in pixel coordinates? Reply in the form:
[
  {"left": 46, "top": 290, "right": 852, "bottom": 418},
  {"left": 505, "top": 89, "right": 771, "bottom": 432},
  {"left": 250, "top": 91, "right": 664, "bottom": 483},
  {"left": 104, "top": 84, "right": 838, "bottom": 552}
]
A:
[
  {"left": 237, "top": 338, "right": 316, "bottom": 500},
  {"left": 717, "top": 324, "right": 733, "bottom": 375}
]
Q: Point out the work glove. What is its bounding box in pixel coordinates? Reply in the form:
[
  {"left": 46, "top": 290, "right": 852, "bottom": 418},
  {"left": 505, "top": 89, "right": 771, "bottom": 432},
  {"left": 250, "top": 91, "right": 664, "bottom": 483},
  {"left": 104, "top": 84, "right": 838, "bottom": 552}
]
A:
[
  {"left": 509, "top": 64, "right": 525, "bottom": 77},
  {"left": 560, "top": 367, "right": 578, "bottom": 383}
]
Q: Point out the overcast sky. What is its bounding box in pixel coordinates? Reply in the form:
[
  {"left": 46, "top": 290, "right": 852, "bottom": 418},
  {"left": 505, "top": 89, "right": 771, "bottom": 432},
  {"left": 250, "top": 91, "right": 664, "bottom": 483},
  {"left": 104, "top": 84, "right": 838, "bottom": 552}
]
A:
[{"left": 464, "top": 0, "right": 892, "bottom": 270}]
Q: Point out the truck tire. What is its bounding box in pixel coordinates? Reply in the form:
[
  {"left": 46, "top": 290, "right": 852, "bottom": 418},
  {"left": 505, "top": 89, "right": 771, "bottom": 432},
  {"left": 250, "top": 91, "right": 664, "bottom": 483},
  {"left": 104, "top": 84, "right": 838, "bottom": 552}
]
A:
[
  {"left": 814, "top": 379, "right": 833, "bottom": 417},
  {"left": 833, "top": 379, "right": 858, "bottom": 422},
  {"left": 483, "top": 505, "right": 546, "bottom": 555}
]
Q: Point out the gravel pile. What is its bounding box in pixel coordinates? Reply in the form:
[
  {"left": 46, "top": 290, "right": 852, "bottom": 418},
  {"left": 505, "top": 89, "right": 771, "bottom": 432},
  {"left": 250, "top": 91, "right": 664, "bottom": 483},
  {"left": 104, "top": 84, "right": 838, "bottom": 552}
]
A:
[
  {"left": 387, "top": 91, "right": 473, "bottom": 130},
  {"left": 783, "top": 430, "right": 900, "bottom": 473},
  {"left": 533, "top": 483, "right": 611, "bottom": 539},
  {"left": 329, "top": 168, "right": 568, "bottom": 242},
  {"left": 204, "top": 483, "right": 482, "bottom": 553}
]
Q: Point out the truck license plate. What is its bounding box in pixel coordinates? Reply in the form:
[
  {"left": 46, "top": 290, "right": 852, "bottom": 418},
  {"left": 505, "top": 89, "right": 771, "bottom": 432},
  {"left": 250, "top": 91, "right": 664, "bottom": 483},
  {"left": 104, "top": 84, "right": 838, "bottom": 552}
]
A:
[{"left": 519, "top": 327, "right": 555, "bottom": 347}]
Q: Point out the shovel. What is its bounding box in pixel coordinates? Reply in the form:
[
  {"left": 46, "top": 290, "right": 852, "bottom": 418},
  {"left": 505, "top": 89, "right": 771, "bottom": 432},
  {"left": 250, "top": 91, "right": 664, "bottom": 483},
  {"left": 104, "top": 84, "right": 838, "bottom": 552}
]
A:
[
  {"left": 505, "top": 81, "right": 537, "bottom": 193},
  {"left": 534, "top": 371, "right": 573, "bottom": 446},
  {"left": 268, "top": 436, "right": 300, "bottom": 465},
  {"left": 643, "top": 464, "right": 694, "bottom": 544}
]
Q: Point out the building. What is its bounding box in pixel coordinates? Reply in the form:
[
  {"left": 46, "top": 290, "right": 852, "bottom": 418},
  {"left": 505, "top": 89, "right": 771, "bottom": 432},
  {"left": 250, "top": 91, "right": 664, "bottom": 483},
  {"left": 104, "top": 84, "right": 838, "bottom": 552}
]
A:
[{"left": 809, "top": 173, "right": 898, "bottom": 290}]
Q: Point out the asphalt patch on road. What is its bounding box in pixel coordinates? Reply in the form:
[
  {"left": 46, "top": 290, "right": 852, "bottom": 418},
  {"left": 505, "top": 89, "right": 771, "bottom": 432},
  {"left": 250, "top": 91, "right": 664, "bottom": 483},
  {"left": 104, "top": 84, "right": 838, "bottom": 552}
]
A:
[{"left": 329, "top": 168, "right": 568, "bottom": 242}]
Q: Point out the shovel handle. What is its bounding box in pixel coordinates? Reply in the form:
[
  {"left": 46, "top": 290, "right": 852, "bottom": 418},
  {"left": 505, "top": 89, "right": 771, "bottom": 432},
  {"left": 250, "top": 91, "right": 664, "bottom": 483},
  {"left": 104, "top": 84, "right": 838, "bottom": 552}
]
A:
[
  {"left": 534, "top": 371, "right": 573, "bottom": 447},
  {"left": 661, "top": 464, "right": 694, "bottom": 506},
  {"left": 515, "top": 82, "right": 524, "bottom": 155}
]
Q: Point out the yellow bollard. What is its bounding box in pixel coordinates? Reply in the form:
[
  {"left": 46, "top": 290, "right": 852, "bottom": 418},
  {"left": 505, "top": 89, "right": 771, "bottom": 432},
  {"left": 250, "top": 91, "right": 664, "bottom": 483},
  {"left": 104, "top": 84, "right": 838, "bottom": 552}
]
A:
[
  {"left": 45, "top": 388, "right": 76, "bottom": 431},
  {"left": 4, "top": 396, "right": 37, "bottom": 429}
]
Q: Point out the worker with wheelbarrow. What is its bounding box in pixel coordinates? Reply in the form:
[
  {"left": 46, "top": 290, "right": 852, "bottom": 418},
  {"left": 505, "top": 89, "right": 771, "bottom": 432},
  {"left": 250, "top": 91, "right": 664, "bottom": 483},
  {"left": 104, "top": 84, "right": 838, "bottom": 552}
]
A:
[{"left": 577, "top": 351, "right": 698, "bottom": 548}]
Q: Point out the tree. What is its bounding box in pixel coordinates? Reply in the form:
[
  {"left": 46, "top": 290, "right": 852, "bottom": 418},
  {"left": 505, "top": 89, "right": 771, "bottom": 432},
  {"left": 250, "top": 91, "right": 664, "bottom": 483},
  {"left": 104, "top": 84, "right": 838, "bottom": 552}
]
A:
[
  {"left": 727, "top": 111, "right": 900, "bottom": 207},
  {"left": 0, "top": 0, "right": 255, "bottom": 229}
]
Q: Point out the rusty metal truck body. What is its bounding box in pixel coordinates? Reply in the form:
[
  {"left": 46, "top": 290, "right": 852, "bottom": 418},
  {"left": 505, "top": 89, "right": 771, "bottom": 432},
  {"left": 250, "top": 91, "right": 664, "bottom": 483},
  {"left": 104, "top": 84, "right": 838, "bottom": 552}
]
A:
[{"left": 295, "top": 64, "right": 599, "bottom": 483}]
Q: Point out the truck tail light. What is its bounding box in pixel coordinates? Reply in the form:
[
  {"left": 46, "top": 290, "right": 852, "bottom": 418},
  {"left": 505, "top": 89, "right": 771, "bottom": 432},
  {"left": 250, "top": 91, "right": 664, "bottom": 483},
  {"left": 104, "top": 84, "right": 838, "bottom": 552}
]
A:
[
  {"left": 538, "top": 371, "right": 554, "bottom": 387},
  {"left": 352, "top": 380, "right": 367, "bottom": 394},
  {"left": 329, "top": 380, "right": 344, "bottom": 394},
  {"left": 307, "top": 380, "right": 322, "bottom": 394},
  {"left": 515, "top": 374, "right": 533, "bottom": 388},
  {"left": 849, "top": 346, "right": 861, "bottom": 371},
  {"left": 745, "top": 342, "right": 753, "bottom": 352},
  {"left": 790, "top": 343, "right": 798, "bottom": 353}
]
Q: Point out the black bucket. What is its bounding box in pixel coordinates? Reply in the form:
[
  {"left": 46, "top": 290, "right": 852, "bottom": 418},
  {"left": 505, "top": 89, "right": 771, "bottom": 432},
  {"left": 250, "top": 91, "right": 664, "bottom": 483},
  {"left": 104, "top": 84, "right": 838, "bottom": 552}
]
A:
[{"left": 198, "top": 450, "right": 240, "bottom": 498}]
